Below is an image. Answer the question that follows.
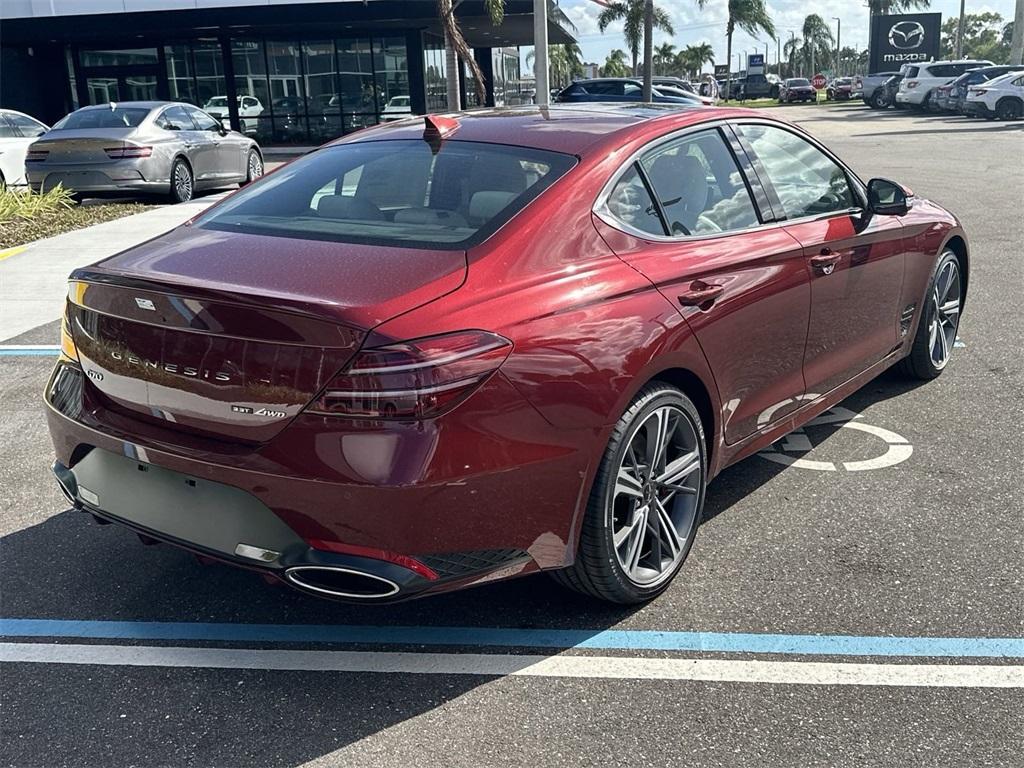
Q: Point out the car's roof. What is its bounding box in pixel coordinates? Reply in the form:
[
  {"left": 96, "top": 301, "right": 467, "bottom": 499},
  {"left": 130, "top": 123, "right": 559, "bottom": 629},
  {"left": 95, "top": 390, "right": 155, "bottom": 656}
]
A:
[
  {"left": 74, "top": 101, "right": 171, "bottom": 111},
  {"left": 333, "top": 104, "right": 767, "bottom": 157}
]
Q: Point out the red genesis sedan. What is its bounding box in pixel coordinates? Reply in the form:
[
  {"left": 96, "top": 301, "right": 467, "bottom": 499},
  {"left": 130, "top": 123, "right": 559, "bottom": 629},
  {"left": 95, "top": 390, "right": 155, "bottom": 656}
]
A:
[{"left": 46, "top": 105, "right": 967, "bottom": 604}]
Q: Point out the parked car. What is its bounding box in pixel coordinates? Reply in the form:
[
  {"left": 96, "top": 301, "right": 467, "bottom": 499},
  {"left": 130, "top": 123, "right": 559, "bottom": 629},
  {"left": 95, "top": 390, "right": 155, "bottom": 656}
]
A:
[
  {"left": 895, "top": 60, "right": 993, "bottom": 110},
  {"left": 203, "top": 94, "right": 264, "bottom": 134},
  {"left": 271, "top": 96, "right": 306, "bottom": 142},
  {"left": 826, "top": 77, "right": 855, "bottom": 101},
  {"left": 555, "top": 78, "right": 703, "bottom": 105},
  {"left": 778, "top": 78, "right": 815, "bottom": 103},
  {"left": 0, "top": 108, "right": 49, "bottom": 189},
  {"left": 937, "top": 65, "right": 1024, "bottom": 113},
  {"left": 26, "top": 101, "right": 263, "bottom": 203},
  {"left": 860, "top": 71, "right": 900, "bottom": 109},
  {"left": 741, "top": 73, "right": 781, "bottom": 100},
  {"left": 381, "top": 95, "right": 413, "bottom": 121},
  {"left": 963, "top": 70, "right": 1024, "bottom": 120},
  {"left": 46, "top": 106, "right": 968, "bottom": 604}
]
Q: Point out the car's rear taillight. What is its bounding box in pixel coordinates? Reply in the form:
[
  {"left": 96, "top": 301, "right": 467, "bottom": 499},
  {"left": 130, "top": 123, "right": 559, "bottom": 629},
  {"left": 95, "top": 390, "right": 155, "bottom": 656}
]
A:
[
  {"left": 308, "top": 330, "right": 512, "bottom": 420},
  {"left": 970, "top": 88, "right": 987, "bottom": 95},
  {"left": 26, "top": 149, "right": 49, "bottom": 162},
  {"left": 104, "top": 145, "right": 153, "bottom": 159},
  {"left": 906, "top": 80, "right": 919, "bottom": 88}
]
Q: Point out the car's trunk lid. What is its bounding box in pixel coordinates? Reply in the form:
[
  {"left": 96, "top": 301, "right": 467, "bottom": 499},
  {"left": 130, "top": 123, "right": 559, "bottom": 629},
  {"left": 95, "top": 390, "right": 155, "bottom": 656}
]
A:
[
  {"left": 32, "top": 128, "right": 134, "bottom": 164},
  {"left": 68, "top": 225, "right": 467, "bottom": 443}
]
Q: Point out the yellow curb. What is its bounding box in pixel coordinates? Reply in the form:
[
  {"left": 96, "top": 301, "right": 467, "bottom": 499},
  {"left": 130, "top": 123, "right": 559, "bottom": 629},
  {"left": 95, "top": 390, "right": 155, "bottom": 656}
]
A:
[{"left": 0, "top": 245, "right": 28, "bottom": 262}]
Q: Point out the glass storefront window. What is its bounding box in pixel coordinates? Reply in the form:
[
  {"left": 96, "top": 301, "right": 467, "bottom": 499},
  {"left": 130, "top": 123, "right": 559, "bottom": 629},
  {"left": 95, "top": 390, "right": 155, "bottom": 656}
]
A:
[
  {"left": 303, "top": 40, "right": 340, "bottom": 142},
  {"left": 194, "top": 39, "right": 227, "bottom": 112},
  {"left": 231, "top": 39, "right": 272, "bottom": 143},
  {"left": 165, "top": 44, "right": 197, "bottom": 105},
  {"left": 81, "top": 48, "right": 158, "bottom": 67},
  {"left": 374, "top": 37, "right": 409, "bottom": 116},
  {"left": 267, "top": 40, "right": 306, "bottom": 144},
  {"left": 337, "top": 38, "right": 376, "bottom": 116},
  {"left": 423, "top": 36, "right": 449, "bottom": 112}
]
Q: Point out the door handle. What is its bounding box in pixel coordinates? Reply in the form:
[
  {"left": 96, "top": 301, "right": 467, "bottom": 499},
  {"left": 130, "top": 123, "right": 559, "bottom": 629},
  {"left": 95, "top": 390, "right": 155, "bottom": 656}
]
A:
[
  {"left": 810, "top": 249, "right": 843, "bottom": 275},
  {"left": 678, "top": 282, "right": 725, "bottom": 307}
]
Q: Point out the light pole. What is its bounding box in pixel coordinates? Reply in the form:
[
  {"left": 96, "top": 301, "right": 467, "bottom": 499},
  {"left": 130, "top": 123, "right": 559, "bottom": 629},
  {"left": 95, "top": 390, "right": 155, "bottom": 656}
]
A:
[
  {"left": 955, "top": 0, "right": 967, "bottom": 59},
  {"left": 789, "top": 30, "right": 797, "bottom": 77},
  {"left": 833, "top": 17, "right": 841, "bottom": 76},
  {"left": 533, "top": 0, "right": 549, "bottom": 106}
]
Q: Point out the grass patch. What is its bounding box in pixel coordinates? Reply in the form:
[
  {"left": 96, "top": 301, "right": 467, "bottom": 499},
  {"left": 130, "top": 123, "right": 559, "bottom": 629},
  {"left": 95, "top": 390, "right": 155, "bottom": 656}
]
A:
[{"left": 0, "top": 187, "right": 150, "bottom": 249}]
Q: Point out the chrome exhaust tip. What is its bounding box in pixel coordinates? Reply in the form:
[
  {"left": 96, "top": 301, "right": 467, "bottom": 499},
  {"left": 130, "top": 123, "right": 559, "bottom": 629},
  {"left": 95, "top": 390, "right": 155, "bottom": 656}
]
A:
[{"left": 284, "top": 565, "right": 400, "bottom": 599}]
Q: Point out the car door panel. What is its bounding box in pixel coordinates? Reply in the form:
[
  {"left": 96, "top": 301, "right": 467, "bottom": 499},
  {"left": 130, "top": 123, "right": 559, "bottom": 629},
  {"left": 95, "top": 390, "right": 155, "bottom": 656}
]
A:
[
  {"left": 595, "top": 218, "right": 810, "bottom": 443},
  {"left": 735, "top": 121, "right": 906, "bottom": 398},
  {"left": 783, "top": 213, "right": 905, "bottom": 394}
]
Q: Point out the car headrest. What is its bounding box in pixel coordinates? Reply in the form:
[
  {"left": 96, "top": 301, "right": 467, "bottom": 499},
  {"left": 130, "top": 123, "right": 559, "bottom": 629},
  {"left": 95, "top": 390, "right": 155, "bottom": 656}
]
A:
[
  {"left": 316, "top": 195, "right": 384, "bottom": 220},
  {"left": 392, "top": 207, "right": 469, "bottom": 227},
  {"left": 469, "top": 191, "right": 518, "bottom": 223}
]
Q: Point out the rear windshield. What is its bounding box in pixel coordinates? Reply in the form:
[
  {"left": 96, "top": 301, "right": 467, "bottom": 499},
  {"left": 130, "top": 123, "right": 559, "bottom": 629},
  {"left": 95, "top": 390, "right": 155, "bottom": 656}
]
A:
[
  {"left": 54, "top": 107, "right": 150, "bottom": 130},
  {"left": 197, "top": 139, "right": 576, "bottom": 249}
]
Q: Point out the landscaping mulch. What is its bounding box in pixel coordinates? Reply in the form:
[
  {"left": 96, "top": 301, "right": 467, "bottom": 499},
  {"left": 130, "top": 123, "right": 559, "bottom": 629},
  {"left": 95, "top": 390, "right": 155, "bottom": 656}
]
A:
[{"left": 0, "top": 201, "right": 152, "bottom": 250}]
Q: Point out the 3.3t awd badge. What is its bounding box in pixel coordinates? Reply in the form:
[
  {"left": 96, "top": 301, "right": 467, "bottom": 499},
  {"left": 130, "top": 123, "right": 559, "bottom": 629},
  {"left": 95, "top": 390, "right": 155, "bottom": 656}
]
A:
[{"left": 231, "top": 405, "right": 287, "bottom": 418}]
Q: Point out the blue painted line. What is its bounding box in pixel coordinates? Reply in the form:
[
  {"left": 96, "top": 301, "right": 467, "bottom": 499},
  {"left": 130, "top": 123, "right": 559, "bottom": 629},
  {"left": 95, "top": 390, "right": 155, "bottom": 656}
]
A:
[
  {"left": 0, "top": 348, "right": 58, "bottom": 356},
  {"left": 1, "top": 619, "right": 1021, "bottom": 658}
]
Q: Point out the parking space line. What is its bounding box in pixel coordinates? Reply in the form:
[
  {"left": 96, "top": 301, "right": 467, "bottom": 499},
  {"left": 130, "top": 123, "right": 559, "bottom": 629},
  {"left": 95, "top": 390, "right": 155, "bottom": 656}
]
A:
[
  {"left": 2, "top": 619, "right": 1022, "bottom": 658},
  {"left": 0, "top": 345, "right": 59, "bottom": 356},
  {"left": 2, "top": 642, "right": 1020, "bottom": 688},
  {"left": 0, "top": 245, "right": 28, "bottom": 262}
]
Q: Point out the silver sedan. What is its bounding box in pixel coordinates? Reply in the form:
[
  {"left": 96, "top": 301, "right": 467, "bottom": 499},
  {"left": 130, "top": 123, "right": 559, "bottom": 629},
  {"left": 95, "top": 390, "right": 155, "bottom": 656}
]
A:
[{"left": 26, "top": 101, "right": 264, "bottom": 203}]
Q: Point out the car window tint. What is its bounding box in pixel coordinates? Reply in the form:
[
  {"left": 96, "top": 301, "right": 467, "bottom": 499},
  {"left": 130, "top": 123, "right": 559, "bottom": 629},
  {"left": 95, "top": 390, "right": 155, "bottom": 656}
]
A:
[
  {"left": 159, "top": 105, "right": 194, "bottom": 131},
  {"left": 602, "top": 164, "right": 665, "bottom": 236},
  {"left": 587, "top": 82, "right": 623, "bottom": 95},
  {"left": 740, "top": 124, "right": 854, "bottom": 220},
  {"left": 54, "top": 107, "right": 149, "bottom": 129},
  {"left": 6, "top": 113, "right": 46, "bottom": 137},
  {"left": 1015, "top": 76, "right": 1024, "bottom": 86},
  {"left": 0, "top": 116, "right": 18, "bottom": 138},
  {"left": 197, "top": 139, "right": 575, "bottom": 248},
  {"left": 639, "top": 129, "right": 760, "bottom": 236},
  {"left": 187, "top": 107, "right": 220, "bottom": 131}
]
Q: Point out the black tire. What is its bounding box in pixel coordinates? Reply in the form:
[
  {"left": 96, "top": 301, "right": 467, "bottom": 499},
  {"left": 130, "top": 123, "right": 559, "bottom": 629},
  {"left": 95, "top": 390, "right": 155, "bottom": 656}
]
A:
[
  {"left": 169, "top": 158, "right": 194, "bottom": 203},
  {"left": 898, "top": 249, "right": 963, "bottom": 381},
  {"left": 552, "top": 383, "right": 707, "bottom": 604},
  {"left": 995, "top": 98, "right": 1023, "bottom": 120},
  {"left": 244, "top": 148, "right": 264, "bottom": 184}
]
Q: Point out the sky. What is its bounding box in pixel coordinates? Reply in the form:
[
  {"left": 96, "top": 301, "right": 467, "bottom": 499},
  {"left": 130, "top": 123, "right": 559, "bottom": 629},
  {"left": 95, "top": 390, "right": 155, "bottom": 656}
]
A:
[{"left": 527, "top": 0, "right": 1018, "bottom": 73}]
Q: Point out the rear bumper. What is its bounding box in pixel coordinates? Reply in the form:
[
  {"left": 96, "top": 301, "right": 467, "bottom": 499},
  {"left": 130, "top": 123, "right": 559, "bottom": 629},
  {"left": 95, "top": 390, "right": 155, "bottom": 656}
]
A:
[
  {"left": 895, "top": 90, "right": 926, "bottom": 105},
  {"left": 27, "top": 159, "right": 167, "bottom": 194},
  {"left": 962, "top": 101, "right": 994, "bottom": 118},
  {"left": 45, "top": 360, "right": 592, "bottom": 600}
]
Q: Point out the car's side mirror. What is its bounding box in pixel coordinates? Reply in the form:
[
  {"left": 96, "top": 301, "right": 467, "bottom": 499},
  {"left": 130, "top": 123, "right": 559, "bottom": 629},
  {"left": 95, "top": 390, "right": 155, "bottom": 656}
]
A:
[{"left": 867, "top": 178, "right": 909, "bottom": 216}]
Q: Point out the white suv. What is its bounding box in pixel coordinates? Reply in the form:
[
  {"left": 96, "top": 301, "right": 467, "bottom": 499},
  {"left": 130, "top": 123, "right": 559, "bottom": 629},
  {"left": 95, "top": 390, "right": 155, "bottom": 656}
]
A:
[
  {"left": 963, "top": 71, "right": 1024, "bottom": 120},
  {"left": 896, "top": 60, "right": 993, "bottom": 109}
]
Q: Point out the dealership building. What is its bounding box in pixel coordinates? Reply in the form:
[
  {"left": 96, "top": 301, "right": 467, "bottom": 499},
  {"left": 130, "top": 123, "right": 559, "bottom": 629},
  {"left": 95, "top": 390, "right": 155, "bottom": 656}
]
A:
[{"left": 0, "top": 0, "right": 573, "bottom": 144}]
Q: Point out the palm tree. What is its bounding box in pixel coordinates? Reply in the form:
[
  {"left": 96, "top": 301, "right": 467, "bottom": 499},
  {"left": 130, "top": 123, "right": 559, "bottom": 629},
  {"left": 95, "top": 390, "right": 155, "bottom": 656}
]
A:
[
  {"left": 698, "top": 0, "right": 775, "bottom": 101},
  {"left": 801, "top": 14, "right": 835, "bottom": 75},
  {"left": 602, "top": 48, "right": 631, "bottom": 77},
  {"left": 529, "top": 43, "right": 586, "bottom": 88},
  {"left": 687, "top": 42, "right": 715, "bottom": 76},
  {"left": 597, "top": 0, "right": 675, "bottom": 76},
  {"left": 783, "top": 36, "right": 802, "bottom": 77},
  {"left": 438, "top": 0, "right": 506, "bottom": 107},
  {"left": 654, "top": 43, "right": 677, "bottom": 76}
]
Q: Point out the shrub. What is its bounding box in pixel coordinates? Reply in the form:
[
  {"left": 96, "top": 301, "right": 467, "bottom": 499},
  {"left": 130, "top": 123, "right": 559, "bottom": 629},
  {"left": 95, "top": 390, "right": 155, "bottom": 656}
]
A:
[{"left": 0, "top": 185, "right": 76, "bottom": 224}]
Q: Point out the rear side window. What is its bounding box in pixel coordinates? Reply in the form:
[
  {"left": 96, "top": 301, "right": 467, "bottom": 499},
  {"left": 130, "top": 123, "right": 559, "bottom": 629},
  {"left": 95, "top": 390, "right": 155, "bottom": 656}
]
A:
[
  {"left": 198, "top": 139, "right": 575, "bottom": 248},
  {"left": 54, "top": 107, "right": 149, "bottom": 129},
  {"left": 157, "top": 105, "right": 194, "bottom": 131},
  {"left": 6, "top": 113, "right": 47, "bottom": 137},
  {"left": 604, "top": 166, "right": 664, "bottom": 236},
  {"left": 903, "top": 66, "right": 920, "bottom": 78},
  {"left": 0, "top": 116, "right": 17, "bottom": 138},
  {"left": 739, "top": 124, "right": 854, "bottom": 220},
  {"left": 640, "top": 130, "right": 759, "bottom": 235}
]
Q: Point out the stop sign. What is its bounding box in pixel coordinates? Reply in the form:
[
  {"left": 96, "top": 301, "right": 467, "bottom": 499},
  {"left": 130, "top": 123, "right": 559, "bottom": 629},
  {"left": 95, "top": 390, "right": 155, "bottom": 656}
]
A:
[{"left": 812, "top": 73, "right": 827, "bottom": 90}]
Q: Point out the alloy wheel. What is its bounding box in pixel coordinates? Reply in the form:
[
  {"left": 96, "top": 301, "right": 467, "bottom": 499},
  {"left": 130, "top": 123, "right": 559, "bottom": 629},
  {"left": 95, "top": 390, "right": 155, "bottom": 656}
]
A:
[
  {"left": 610, "top": 404, "right": 702, "bottom": 587},
  {"left": 248, "top": 151, "right": 264, "bottom": 180},
  {"left": 174, "top": 162, "right": 193, "bottom": 202},
  {"left": 928, "top": 258, "right": 961, "bottom": 369}
]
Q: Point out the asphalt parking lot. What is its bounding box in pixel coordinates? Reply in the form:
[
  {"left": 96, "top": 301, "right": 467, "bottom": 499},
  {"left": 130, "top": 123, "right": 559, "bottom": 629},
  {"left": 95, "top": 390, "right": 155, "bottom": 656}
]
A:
[{"left": 1, "top": 103, "right": 1022, "bottom": 767}]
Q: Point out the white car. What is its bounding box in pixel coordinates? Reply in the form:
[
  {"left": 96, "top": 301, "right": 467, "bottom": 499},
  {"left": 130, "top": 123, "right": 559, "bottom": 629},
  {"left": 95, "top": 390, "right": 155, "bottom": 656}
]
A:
[
  {"left": 380, "top": 95, "right": 412, "bottom": 121},
  {"left": 963, "top": 70, "right": 1024, "bottom": 120},
  {"left": 203, "top": 95, "right": 264, "bottom": 134},
  {"left": 0, "top": 109, "right": 49, "bottom": 189},
  {"left": 895, "top": 60, "right": 993, "bottom": 109}
]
